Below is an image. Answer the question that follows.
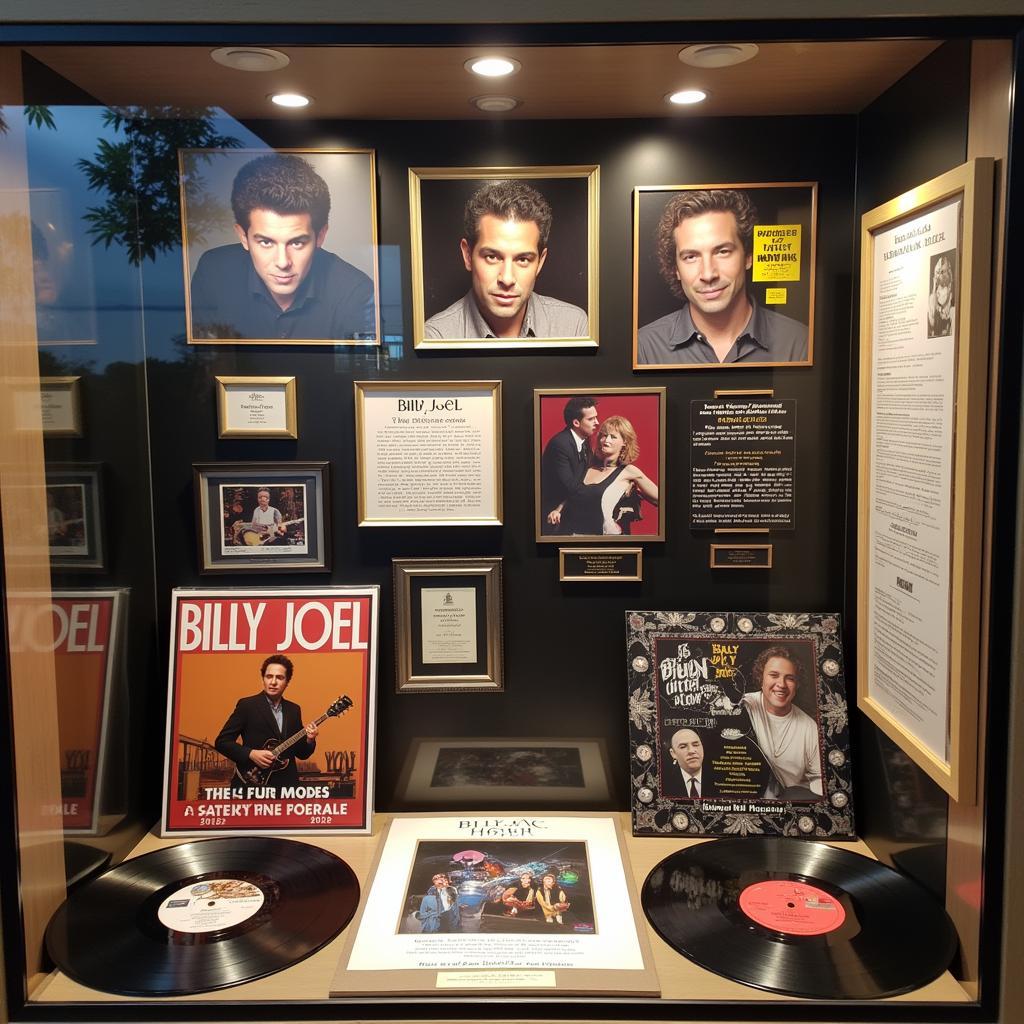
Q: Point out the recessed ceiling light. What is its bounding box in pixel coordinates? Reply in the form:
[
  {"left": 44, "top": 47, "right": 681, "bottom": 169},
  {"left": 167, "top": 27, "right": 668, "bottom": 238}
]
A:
[
  {"left": 270, "top": 92, "right": 312, "bottom": 108},
  {"left": 465, "top": 56, "right": 521, "bottom": 78},
  {"left": 667, "top": 89, "right": 709, "bottom": 106},
  {"left": 211, "top": 47, "right": 290, "bottom": 72},
  {"left": 678, "top": 43, "right": 759, "bottom": 68},
  {"left": 472, "top": 95, "right": 521, "bottom": 112}
]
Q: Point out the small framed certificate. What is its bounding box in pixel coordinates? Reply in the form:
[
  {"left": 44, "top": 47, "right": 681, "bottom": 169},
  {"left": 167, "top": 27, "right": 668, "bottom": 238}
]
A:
[
  {"left": 393, "top": 557, "right": 503, "bottom": 693},
  {"left": 215, "top": 375, "right": 297, "bottom": 439},
  {"left": 40, "top": 376, "right": 83, "bottom": 437}
]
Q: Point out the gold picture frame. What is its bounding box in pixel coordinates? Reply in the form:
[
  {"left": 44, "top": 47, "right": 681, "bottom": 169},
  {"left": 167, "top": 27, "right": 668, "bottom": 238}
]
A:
[
  {"left": 215, "top": 375, "right": 298, "bottom": 439},
  {"left": 392, "top": 557, "right": 503, "bottom": 693},
  {"left": 409, "top": 164, "right": 599, "bottom": 350},
  {"left": 354, "top": 380, "right": 503, "bottom": 527},
  {"left": 857, "top": 158, "right": 994, "bottom": 802},
  {"left": 632, "top": 181, "right": 817, "bottom": 370},
  {"left": 179, "top": 147, "right": 381, "bottom": 346},
  {"left": 39, "top": 376, "right": 83, "bottom": 437}
]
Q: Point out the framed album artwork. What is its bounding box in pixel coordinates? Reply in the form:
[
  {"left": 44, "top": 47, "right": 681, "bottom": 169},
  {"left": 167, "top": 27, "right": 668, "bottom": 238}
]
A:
[
  {"left": 193, "top": 462, "right": 330, "bottom": 573},
  {"left": 334, "top": 813, "right": 659, "bottom": 997},
  {"left": 215, "top": 375, "right": 297, "bottom": 439},
  {"left": 633, "top": 182, "right": 817, "bottom": 370},
  {"left": 354, "top": 380, "right": 502, "bottom": 527},
  {"left": 626, "top": 611, "right": 855, "bottom": 838},
  {"left": 392, "top": 557, "right": 503, "bottom": 693},
  {"left": 179, "top": 147, "right": 381, "bottom": 346},
  {"left": 46, "top": 463, "right": 105, "bottom": 571},
  {"left": 409, "top": 165, "right": 599, "bottom": 350},
  {"left": 160, "top": 586, "right": 379, "bottom": 836},
  {"left": 535, "top": 387, "right": 665, "bottom": 543}
]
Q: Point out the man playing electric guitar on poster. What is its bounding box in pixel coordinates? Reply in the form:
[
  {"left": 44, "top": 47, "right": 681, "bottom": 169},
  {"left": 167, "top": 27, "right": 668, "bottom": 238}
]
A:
[{"left": 215, "top": 654, "right": 323, "bottom": 796}]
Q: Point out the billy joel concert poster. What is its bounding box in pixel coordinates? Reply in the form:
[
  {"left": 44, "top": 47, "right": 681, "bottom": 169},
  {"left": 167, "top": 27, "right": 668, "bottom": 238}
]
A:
[
  {"left": 161, "top": 587, "right": 378, "bottom": 836},
  {"left": 626, "top": 611, "right": 855, "bottom": 839}
]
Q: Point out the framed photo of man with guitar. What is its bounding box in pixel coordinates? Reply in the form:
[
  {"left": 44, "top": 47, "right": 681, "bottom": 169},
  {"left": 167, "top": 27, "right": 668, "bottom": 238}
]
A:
[
  {"left": 193, "top": 462, "right": 330, "bottom": 573},
  {"left": 161, "top": 586, "right": 378, "bottom": 835}
]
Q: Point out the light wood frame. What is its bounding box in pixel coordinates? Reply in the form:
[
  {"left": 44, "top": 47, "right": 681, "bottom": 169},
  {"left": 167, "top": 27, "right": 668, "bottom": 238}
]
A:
[
  {"left": 392, "top": 556, "right": 503, "bottom": 693},
  {"left": 409, "top": 164, "right": 600, "bottom": 350},
  {"left": 857, "top": 158, "right": 994, "bottom": 802},
  {"left": 215, "top": 375, "right": 298, "bottom": 439},
  {"left": 354, "top": 380, "right": 503, "bottom": 527}
]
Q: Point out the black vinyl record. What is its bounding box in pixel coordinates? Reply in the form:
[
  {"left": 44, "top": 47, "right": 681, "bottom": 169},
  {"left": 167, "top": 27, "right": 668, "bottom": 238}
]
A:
[
  {"left": 642, "top": 837, "right": 957, "bottom": 1000},
  {"left": 45, "top": 836, "right": 359, "bottom": 996}
]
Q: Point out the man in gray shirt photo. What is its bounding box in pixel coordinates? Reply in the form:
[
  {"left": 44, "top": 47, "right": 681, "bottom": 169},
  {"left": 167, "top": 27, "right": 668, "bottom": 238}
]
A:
[
  {"left": 424, "top": 180, "right": 589, "bottom": 341},
  {"left": 636, "top": 189, "right": 808, "bottom": 366}
]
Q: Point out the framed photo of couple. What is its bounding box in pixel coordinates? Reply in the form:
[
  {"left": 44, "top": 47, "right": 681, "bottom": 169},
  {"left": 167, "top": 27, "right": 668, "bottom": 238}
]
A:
[
  {"left": 534, "top": 388, "right": 666, "bottom": 543},
  {"left": 409, "top": 164, "right": 599, "bottom": 350}
]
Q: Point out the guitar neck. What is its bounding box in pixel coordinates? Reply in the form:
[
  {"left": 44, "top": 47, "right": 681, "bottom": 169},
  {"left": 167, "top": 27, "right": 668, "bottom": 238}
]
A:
[{"left": 272, "top": 709, "right": 332, "bottom": 757}]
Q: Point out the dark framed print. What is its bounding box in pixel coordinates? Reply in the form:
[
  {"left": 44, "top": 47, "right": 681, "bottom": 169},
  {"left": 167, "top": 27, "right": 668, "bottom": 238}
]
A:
[
  {"left": 535, "top": 388, "right": 665, "bottom": 543},
  {"left": 626, "top": 610, "right": 855, "bottom": 839},
  {"left": 193, "top": 462, "right": 330, "bottom": 573},
  {"left": 409, "top": 165, "right": 599, "bottom": 350},
  {"left": 392, "top": 557, "right": 503, "bottom": 693},
  {"left": 179, "top": 148, "right": 380, "bottom": 346},
  {"left": 46, "top": 463, "right": 105, "bottom": 570},
  {"left": 633, "top": 182, "right": 817, "bottom": 370}
]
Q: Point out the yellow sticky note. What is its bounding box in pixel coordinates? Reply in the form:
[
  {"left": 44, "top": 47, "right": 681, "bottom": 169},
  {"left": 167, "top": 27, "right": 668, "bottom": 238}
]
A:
[
  {"left": 753, "top": 225, "right": 801, "bottom": 282},
  {"left": 765, "top": 287, "right": 788, "bottom": 305}
]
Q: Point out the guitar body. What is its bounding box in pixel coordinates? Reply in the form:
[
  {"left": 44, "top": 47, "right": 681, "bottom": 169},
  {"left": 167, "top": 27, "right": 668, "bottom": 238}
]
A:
[{"left": 234, "top": 741, "right": 290, "bottom": 787}]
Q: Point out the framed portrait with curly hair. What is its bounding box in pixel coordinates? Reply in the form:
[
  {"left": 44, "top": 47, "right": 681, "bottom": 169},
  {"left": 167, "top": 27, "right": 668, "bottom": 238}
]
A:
[{"left": 632, "top": 182, "right": 817, "bottom": 370}]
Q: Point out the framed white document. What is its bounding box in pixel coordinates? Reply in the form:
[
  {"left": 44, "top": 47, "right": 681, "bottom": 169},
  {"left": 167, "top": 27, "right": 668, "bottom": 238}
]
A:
[{"left": 215, "top": 375, "right": 297, "bottom": 439}]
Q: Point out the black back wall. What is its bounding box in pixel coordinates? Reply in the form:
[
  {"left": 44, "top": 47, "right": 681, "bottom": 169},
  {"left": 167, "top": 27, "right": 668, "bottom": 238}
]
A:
[{"left": 144, "top": 112, "right": 859, "bottom": 813}]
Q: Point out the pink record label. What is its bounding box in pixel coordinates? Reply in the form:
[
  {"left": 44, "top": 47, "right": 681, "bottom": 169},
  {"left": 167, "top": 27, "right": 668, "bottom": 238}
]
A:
[{"left": 738, "top": 880, "right": 846, "bottom": 936}]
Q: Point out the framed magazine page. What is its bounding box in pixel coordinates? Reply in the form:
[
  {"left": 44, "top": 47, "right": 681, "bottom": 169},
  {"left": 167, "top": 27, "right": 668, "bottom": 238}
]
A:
[
  {"left": 858, "top": 159, "right": 993, "bottom": 802},
  {"left": 160, "top": 586, "right": 378, "bottom": 836},
  {"left": 626, "top": 611, "right": 855, "bottom": 839}
]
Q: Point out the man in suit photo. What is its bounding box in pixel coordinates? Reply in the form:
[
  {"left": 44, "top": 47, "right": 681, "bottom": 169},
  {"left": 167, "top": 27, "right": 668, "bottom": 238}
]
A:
[
  {"left": 215, "top": 654, "right": 319, "bottom": 794},
  {"left": 662, "top": 727, "right": 718, "bottom": 800},
  {"left": 540, "top": 395, "right": 599, "bottom": 535}
]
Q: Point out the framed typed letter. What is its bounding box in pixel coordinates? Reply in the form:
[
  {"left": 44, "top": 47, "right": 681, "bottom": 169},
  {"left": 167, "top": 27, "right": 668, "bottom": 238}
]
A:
[
  {"left": 633, "top": 182, "right": 816, "bottom": 370},
  {"left": 46, "top": 464, "right": 105, "bottom": 570},
  {"left": 535, "top": 387, "right": 665, "bottom": 543},
  {"left": 626, "top": 611, "right": 855, "bottom": 839},
  {"left": 193, "top": 462, "right": 330, "bottom": 573},
  {"left": 393, "top": 557, "right": 503, "bottom": 693},
  {"left": 858, "top": 159, "right": 993, "bottom": 802},
  {"left": 355, "top": 381, "right": 502, "bottom": 526},
  {"left": 216, "top": 375, "right": 297, "bottom": 439},
  {"left": 161, "top": 586, "right": 378, "bottom": 836},
  {"left": 409, "top": 165, "right": 599, "bottom": 350},
  {"left": 40, "top": 376, "right": 83, "bottom": 437},
  {"left": 179, "top": 148, "right": 380, "bottom": 345}
]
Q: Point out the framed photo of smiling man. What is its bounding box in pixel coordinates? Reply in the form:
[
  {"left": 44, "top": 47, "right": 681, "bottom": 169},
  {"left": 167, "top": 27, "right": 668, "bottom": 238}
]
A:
[
  {"left": 179, "top": 147, "right": 381, "bottom": 346},
  {"left": 410, "top": 165, "right": 599, "bottom": 350},
  {"left": 633, "top": 182, "right": 816, "bottom": 370}
]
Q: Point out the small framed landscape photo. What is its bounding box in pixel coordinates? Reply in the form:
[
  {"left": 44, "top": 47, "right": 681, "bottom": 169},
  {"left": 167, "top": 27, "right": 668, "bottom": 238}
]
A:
[
  {"left": 392, "top": 556, "right": 503, "bottom": 693},
  {"left": 193, "top": 461, "right": 330, "bottom": 573}
]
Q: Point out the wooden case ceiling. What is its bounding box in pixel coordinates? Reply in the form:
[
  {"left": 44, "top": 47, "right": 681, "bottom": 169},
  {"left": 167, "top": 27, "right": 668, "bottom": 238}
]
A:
[{"left": 25, "top": 40, "right": 940, "bottom": 118}]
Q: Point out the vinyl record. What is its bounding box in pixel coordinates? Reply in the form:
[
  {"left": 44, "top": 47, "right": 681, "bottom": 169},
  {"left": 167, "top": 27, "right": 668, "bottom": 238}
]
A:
[
  {"left": 642, "top": 837, "right": 957, "bottom": 1000},
  {"left": 45, "top": 836, "right": 359, "bottom": 996}
]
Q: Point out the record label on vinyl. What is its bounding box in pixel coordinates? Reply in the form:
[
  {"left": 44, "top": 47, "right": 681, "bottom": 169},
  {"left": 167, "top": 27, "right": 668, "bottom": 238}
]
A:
[
  {"left": 738, "top": 880, "right": 846, "bottom": 936},
  {"left": 157, "top": 878, "right": 265, "bottom": 934}
]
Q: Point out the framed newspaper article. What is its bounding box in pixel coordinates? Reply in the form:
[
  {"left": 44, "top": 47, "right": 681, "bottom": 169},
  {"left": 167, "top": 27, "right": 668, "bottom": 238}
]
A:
[
  {"left": 161, "top": 586, "right": 378, "bottom": 836},
  {"left": 858, "top": 158, "right": 994, "bottom": 802},
  {"left": 334, "top": 813, "right": 659, "bottom": 997},
  {"left": 627, "top": 611, "right": 855, "bottom": 839}
]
